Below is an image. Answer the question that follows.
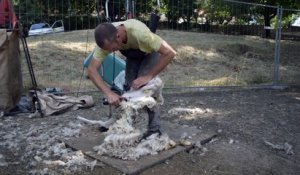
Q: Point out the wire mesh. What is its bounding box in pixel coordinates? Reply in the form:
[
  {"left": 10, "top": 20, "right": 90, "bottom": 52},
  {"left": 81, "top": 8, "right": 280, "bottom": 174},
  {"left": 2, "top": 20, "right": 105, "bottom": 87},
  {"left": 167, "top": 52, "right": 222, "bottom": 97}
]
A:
[
  {"left": 11, "top": 0, "right": 300, "bottom": 93},
  {"left": 279, "top": 8, "right": 300, "bottom": 85}
]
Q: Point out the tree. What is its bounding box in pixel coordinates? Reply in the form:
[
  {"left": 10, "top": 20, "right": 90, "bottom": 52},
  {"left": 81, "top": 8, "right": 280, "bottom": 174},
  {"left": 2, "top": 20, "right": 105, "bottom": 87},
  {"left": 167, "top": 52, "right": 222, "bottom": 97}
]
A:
[
  {"left": 194, "top": 0, "right": 300, "bottom": 37},
  {"left": 165, "top": 0, "right": 194, "bottom": 30},
  {"left": 243, "top": 0, "right": 300, "bottom": 38},
  {"left": 12, "top": 0, "right": 98, "bottom": 30}
]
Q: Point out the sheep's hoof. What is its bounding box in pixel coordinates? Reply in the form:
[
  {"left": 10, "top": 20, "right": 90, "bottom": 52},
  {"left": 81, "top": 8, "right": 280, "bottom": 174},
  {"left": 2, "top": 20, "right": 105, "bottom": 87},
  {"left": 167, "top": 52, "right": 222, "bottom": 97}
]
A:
[
  {"left": 140, "top": 129, "right": 162, "bottom": 141},
  {"left": 99, "top": 126, "right": 109, "bottom": 132}
]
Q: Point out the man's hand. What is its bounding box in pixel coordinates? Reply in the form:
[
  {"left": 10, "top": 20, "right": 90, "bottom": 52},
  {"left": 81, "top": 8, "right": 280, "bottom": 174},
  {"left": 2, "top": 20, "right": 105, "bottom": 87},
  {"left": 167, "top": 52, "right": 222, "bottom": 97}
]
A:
[
  {"left": 132, "top": 75, "right": 152, "bottom": 89},
  {"left": 132, "top": 40, "right": 176, "bottom": 90},
  {"left": 106, "top": 91, "right": 123, "bottom": 106}
]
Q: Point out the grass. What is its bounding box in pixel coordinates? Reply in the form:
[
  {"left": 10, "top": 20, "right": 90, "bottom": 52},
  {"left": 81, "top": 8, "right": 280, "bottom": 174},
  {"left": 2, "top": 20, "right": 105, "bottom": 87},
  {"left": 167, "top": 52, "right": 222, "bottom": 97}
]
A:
[{"left": 21, "top": 30, "right": 300, "bottom": 92}]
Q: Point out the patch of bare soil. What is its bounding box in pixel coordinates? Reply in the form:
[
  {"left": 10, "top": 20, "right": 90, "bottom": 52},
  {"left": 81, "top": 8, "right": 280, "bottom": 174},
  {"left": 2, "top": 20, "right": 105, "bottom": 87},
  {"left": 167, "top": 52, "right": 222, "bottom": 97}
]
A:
[{"left": 1, "top": 87, "right": 300, "bottom": 174}]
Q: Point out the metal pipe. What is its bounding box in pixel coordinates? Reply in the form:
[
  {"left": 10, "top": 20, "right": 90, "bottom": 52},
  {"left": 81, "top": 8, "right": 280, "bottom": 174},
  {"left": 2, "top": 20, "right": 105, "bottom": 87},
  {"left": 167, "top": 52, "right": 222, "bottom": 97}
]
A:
[
  {"left": 126, "top": 0, "right": 129, "bottom": 18},
  {"left": 272, "top": 6, "right": 283, "bottom": 85},
  {"left": 20, "top": 35, "right": 43, "bottom": 117},
  {"left": 105, "top": 0, "right": 110, "bottom": 20},
  {"left": 223, "top": 0, "right": 278, "bottom": 9},
  {"left": 132, "top": 0, "right": 135, "bottom": 18}
]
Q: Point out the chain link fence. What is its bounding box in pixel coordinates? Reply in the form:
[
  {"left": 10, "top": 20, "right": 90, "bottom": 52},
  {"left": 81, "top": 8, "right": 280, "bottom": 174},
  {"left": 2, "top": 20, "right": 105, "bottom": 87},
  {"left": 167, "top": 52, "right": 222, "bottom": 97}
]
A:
[
  {"left": 279, "top": 7, "right": 300, "bottom": 85},
  {"left": 15, "top": 0, "right": 300, "bottom": 93}
]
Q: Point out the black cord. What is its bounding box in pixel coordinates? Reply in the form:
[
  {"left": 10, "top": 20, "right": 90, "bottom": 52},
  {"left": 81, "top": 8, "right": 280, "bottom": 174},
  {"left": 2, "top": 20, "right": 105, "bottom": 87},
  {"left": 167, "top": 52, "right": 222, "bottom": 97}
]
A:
[{"left": 112, "top": 51, "right": 116, "bottom": 89}]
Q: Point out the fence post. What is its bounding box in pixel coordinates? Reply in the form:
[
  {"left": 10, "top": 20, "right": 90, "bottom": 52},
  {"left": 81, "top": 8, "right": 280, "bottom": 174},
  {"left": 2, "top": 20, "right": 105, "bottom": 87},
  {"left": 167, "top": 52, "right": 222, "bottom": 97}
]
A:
[{"left": 272, "top": 6, "right": 283, "bottom": 85}]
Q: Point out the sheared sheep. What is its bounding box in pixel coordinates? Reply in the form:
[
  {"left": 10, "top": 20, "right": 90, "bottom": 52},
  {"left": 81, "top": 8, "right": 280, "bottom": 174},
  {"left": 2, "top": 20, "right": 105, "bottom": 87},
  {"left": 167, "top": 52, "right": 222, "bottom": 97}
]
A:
[
  {"left": 77, "top": 76, "right": 164, "bottom": 129},
  {"left": 79, "top": 77, "right": 176, "bottom": 160}
]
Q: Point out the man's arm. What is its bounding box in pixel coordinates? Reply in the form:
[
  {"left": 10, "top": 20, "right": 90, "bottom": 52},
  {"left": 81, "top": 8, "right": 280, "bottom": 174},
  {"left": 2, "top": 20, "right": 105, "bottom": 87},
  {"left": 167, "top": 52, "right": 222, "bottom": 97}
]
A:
[
  {"left": 132, "top": 40, "right": 176, "bottom": 89},
  {"left": 87, "top": 58, "right": 122, "bottom": 106}
]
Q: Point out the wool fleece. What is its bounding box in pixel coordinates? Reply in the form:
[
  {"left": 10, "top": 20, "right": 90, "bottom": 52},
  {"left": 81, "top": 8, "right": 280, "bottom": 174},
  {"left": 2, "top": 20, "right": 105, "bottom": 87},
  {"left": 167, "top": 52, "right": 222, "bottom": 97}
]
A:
[{"left": 93, "top": 77, "right": 176, "bottom": 160}]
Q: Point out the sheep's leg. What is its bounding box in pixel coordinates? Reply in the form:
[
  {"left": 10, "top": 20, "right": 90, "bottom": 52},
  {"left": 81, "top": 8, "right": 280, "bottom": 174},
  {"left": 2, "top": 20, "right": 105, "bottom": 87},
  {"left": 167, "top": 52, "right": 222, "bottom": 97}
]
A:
[{"left": 77, "top": 116, "right": 116, "bottom": 128}]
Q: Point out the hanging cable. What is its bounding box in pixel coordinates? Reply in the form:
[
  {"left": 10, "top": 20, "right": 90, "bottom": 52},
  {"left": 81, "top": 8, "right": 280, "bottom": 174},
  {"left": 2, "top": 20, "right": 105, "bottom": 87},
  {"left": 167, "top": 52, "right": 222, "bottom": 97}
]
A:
[
  {"left": 77, "top": 0, "right": 106, "bottom": 96},
  {"left": 76, "top": 0, "right": 91, "bottom": 97},
  {"left": 76, "top": 29, "right": 90, "bottom": 97}
]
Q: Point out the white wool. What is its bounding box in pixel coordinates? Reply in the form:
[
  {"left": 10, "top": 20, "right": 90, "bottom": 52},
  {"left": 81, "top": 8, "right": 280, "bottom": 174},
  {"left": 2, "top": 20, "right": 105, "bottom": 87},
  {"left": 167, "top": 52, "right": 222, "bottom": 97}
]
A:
[
  {"left": 61, "top": 127, "right": 81, "bottom": 138},
  {"left": 94, "top": 77, "right": 176, "bottom": 160},
  {"left": 122, "top": 77, "right": 164, "bottom": 105},
  {"left": 264, "top": 141, "right": 294, "bottom": 155},
  {"left": 43, "top": 159, "right": 66, "bottom": 166},
  {"left": 51, "top": 143, "right": 69, "bottom": 157},
  {"left": 0, "top": 117, "right": 96, "bottom": 174},
  {"left": 168, "top": 107, "right": 208, "bottom": 115},
  {"left": 77, "top": 116, "right": 116, "bottom": 128},
  {"left": 77, "top": 78, "right": 163, "bottom": 130},
  {"left": 0, "top": 154, "right": 8, "bottom": 167}
]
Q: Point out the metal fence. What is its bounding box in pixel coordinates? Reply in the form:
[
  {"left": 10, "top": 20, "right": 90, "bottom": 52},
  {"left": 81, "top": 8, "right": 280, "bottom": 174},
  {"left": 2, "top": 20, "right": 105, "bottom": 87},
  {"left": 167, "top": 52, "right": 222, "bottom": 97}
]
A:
[
  {"left": 280, "top": 7, "right": 300, "bottom": 85},
  {"left": 13, "top": 0, "right": 300, "bottom": 93}
]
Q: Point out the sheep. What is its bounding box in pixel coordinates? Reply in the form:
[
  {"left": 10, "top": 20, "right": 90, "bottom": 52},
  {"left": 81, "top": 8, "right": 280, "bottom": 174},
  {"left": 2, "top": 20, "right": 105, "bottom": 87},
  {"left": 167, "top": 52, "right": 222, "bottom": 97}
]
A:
[
  {"left": 90, "top": 77, "right": 176, "bottom": 160},
  {"left": 77, "top": 76, "right": 164, "bottom": 129}
]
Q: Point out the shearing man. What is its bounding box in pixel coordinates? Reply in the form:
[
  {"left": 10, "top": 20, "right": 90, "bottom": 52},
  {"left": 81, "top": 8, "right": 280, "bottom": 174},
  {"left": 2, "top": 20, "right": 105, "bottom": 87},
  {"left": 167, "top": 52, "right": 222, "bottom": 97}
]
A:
[{"left": 88, "top": 19, "right": 176, "bottom": 139}]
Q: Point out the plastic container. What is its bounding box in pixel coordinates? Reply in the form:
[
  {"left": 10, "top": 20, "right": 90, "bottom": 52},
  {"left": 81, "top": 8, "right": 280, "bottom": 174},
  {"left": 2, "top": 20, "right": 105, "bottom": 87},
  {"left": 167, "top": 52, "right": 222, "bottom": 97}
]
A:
[{"left": 83, "top": 51, "right": 126, "bottom": 93}]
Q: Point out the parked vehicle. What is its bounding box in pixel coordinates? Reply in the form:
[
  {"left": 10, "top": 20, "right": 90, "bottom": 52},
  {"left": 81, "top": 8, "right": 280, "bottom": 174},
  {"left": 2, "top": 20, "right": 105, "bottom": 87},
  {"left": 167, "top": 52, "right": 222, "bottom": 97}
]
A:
[
  {"left": 292, "top": 16, "right": 300, "bottom": 27},
  {"left": 28, "top": 20, "right": 64, "bottom": 36}
]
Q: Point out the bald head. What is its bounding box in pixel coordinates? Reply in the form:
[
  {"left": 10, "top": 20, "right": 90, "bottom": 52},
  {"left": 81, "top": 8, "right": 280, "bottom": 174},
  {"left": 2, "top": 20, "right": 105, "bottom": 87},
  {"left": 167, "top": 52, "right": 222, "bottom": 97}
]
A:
[{"left": 94, "top": 22, "right": 118, "bottom": 48}]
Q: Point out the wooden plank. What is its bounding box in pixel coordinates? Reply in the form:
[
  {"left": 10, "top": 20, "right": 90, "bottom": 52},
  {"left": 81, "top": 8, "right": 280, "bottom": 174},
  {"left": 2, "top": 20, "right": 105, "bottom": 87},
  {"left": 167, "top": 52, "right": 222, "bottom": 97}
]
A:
[{"left": 64, "top": 120, "right": 216, "bottom": 175}]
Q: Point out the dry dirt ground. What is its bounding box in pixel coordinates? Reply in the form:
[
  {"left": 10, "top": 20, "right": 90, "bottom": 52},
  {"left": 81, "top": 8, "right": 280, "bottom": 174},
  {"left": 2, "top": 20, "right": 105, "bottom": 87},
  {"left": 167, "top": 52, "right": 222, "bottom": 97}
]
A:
[
  {"left": 5, "top": 25, "right": 299, "bottom": 175},
  {"left": 1, "top": 86, "right": 300, "bottom": 175}
]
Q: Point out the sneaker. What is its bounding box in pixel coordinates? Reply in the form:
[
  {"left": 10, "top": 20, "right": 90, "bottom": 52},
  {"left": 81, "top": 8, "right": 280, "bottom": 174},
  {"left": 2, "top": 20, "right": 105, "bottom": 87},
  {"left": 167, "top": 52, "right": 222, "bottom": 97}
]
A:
[
  {"left": 141, "top": 130, "right": 162, "bottom": 140},
  {"left": 99, "top": 126, "right": 109, "bottom": 132}
]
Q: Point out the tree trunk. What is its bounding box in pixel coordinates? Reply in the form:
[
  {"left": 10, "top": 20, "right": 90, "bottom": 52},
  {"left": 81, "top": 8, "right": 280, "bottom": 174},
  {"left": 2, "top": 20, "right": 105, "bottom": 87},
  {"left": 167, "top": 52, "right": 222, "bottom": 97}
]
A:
[{"left": 264, "top": 7, "right": 271, "bottom": 38}]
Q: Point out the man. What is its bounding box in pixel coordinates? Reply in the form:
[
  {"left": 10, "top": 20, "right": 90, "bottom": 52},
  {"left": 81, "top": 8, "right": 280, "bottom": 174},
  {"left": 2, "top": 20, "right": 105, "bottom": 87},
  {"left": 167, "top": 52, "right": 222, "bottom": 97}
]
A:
[
  {"left": 88, "top": 19, "right": 176, "bottom": 139},
  {"left": 0, "top": 0, "right": 17, "bottom": 29}
]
